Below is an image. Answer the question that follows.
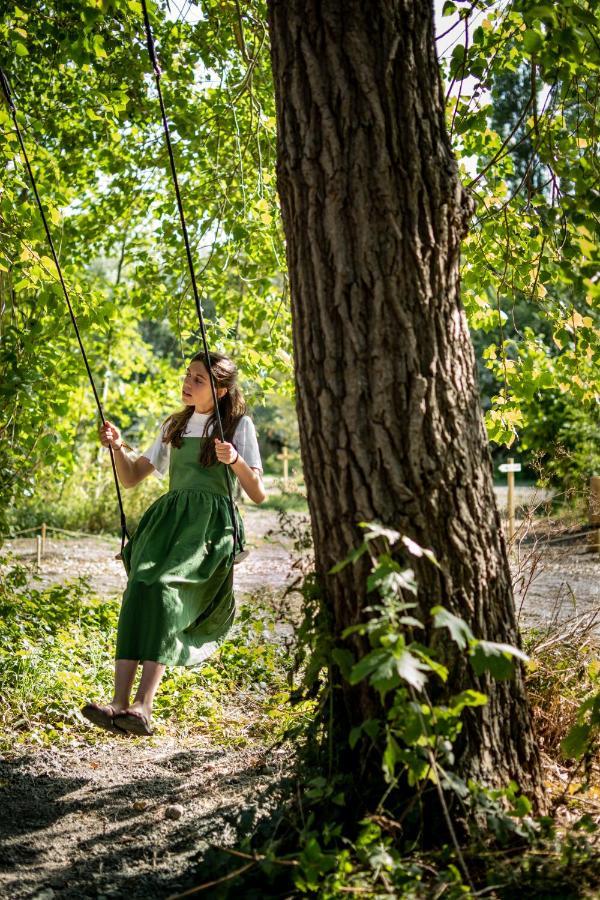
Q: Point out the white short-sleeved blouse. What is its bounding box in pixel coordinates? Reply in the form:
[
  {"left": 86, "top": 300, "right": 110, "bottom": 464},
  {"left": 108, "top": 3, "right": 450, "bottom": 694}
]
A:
[{"left": 140, "top": 410, "right": 263, "bottom": 479}]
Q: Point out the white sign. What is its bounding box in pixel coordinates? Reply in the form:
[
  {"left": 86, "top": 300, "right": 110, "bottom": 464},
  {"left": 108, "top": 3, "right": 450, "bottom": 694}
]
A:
[{"left": 499, "top": 463, "right": 522, "bottom": 473}]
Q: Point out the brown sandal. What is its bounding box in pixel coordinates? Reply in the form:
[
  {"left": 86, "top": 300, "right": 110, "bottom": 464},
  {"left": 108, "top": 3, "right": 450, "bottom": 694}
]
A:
[
  {"left": 113, "top": 710, "right": 154, "bottom": 736},
  {"left": 81, "top": 703, "right": 128, "bottom": 736}
]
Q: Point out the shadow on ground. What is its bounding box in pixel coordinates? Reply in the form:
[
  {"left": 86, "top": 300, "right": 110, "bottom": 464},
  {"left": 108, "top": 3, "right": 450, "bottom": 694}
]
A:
[{"left": 0, "top": 740, "right": 296, "bottom": 899}]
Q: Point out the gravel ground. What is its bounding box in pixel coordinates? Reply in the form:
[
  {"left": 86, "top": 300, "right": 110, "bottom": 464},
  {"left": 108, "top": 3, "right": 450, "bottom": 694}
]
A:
[
  {"left": 513, "top": 541, "right": 600, "bottom": 635},
  {"left": 0, "top": 737, "right": 293, "bottom": 900},
  {"left": 1, "top": 504, "right": 305, "bottom": 601}
]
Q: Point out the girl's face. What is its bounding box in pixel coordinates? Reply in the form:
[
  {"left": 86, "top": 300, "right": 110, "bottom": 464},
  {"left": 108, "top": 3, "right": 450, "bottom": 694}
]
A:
[{"left": 182, "top": 360, "right": 227, "bottom": 413}]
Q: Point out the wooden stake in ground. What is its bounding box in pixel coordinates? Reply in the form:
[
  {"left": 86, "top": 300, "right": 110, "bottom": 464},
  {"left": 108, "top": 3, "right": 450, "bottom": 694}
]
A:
[
  {"left": 589, "top": 475, "right": 600, "bottom": 553},
  {"left": 277, "top": 445, "right": 292, "bottom": 491},
  {"left": 499, "top": 459, "right": 522, "bottom": 543}
]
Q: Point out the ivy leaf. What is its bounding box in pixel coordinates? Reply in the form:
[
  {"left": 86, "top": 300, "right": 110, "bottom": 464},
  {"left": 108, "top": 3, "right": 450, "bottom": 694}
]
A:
[
  {"left": 383, "top": 734, "right": 401, "bottom": 780},
  {"left": 349, "top": 648, "right": 392, "bottom": 686},
  {"left": 349, "top": 718, "right": 380, "bottom": 749},
  {"left": 440, "top": 769, "right": 470, "bottom": 799},
  {"left": 399, "top": 615, "right": 423, "bottom": 629},
  {"left": 510, "top": 794, "right": 533, "bottom": 817},
  {"left": 331, "top": 647, "right": 354, "bottom": 679},
  {"left": 431, "top": 606, "right": 474, "bottom": 649},
  {"left": 359, "top": 520, "right": 401, "bottom": 545},
  {"left": 413, "top": 648, "right": 448, "bottom": 682},
  {"left": 561, "top": 723, "right": 591, "bottom": 760},
  {"left": 470, "top": 641, "right": 529, "bottom": 680},
  {"left": 401, "top": 536, "right": 441, "bottom": 568},
  {"left": 395, "top": 646, "right": 431, "bottom": 691},
  {"left": 449, "top": 689, "right": 488, "bottom": 713},
  {"left": 328, "top": 541, "right": 367, "bottom": 574},
  {"left": 367, "top": 556, "right": 417, "bottom": 596},
  {"left": 349, "top": 645, "right": 430, "bottom": 696}
]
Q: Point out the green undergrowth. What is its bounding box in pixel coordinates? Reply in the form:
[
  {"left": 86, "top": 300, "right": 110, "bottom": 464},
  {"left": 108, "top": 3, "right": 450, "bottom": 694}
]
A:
[
  {"left": 207, "top": 521, "right": 600, "bottom": 900},
  {"left": 0, "top": 553, "right": 304, "bottom": 752},
  {"left": 4, "top": 472, "right": 308, "bottom": 537},
  {"left": 258, "top": 480, "right": 308, "bottom": 512},
  {"left": 4, "top": 470, "right": 164, "bottom": 537}
]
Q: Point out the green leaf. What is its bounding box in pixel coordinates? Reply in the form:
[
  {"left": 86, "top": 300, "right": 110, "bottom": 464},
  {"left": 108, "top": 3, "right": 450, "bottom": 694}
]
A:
[
  {"left": 470, "top": 641, "right": 529, "bottom": 680},
  {"left": 14, "top": 42, "right": 28, "bottom": 56},
  {"left": 440, "top": 770, "right": 470, "bottom": 799},
  {"left": 522, "top": 30, "right": 543, "bottom": 54},
  {"left": 383, "top": 734, "right": 401, "bottom": 779},
  {"left": 349, "top": 726, "right": 362, "bottom": 749},
  {"left": 561, "top": 723, "right": 591, "bottom": 760},
  {"left": 431, "top": 606, "right": 474, "bottom": 649},
  {"left": 395, "top": 646, "right": 431, "bottom": 691},
  {"left": 349, "top": 645, "right": 430, "bottom": 696},
  {"left": 401, "top": 535, "right": 441, "bottom": 568},
  {"left": 450, "top": 689, "right": 488, "bottom": 713},
  {"left": 349, "top": 718, "right": 380, "bottom": 749},
  {"left": 331, "top": 647, "right": 354, "bottom": 679},
  {"left": 349, "top": 648, "right": 391, "bottom": 686},
  {"left": 358, "top": 520, "right": 401, "bottom": 545},
  {"left": 413, "top": 648, "right": 448, "bottom": 682},
  {"left": 511, "top": 794, "right": 533, "bottom": 817},
  {"left": 93, "top": 35, "right": 108, "bottom": 59},
  {"left": 399, "top": 615, "right": 423, "bottom": 629},
  {"left": 328, "top": 541, "right": 367, "bottom": 574},
  {"left": 366, "top": 556, "right": 417, "bottom": 596}
]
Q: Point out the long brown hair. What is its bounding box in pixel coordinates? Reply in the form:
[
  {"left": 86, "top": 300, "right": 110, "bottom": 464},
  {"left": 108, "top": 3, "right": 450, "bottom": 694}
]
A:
[{"left": 160, "top": 351, "right": 247, "bottom": 467}]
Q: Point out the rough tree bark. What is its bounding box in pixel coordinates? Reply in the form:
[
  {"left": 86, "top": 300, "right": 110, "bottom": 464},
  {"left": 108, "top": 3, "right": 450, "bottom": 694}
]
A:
[{"left": 267, "top": 0, "right": 544, "bottom": 806}]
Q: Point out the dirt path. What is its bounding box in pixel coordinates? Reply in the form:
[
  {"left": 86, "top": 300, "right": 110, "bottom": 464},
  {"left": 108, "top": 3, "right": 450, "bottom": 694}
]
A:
[
  {"left": 513, "top": 542, "right": 600, "bottom": 637},
  {"left": 0, "top": 506, "right": 307, "bottom": 900},
  {"left": 1, "top": 736, "right": 292, "bottom": 899},
  {"left": 2, "top": 505, "right": 304, "bottom": 600}
]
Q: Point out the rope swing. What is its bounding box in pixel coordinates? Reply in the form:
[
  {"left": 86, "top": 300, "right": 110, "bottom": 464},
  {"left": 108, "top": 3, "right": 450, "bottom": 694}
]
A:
[
  {"left": 0, "top": 67, "right": 132, "bottom": 562},
  {"left": 139, "top": 0, "right": 243, "bottom": 562},
  {"left": 0, "top": 3, "right": 244, "bottom": 564}
]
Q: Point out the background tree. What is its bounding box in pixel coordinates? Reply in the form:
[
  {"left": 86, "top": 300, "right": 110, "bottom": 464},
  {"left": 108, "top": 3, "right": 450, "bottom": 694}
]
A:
[{"left": 453, "top": 0, "right": 599, "bottom": 481}]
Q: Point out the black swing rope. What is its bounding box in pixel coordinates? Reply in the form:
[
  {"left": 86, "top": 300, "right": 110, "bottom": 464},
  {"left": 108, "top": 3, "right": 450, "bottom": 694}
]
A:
[
  {"left": 1, "top": 35, "right": 241, "bottom": 563},
  {"left": 0, "top": 67, "right": 132, "bottom": 561},
  {"left": 139, "top": 0, "right": 242, "bottom": 561}
]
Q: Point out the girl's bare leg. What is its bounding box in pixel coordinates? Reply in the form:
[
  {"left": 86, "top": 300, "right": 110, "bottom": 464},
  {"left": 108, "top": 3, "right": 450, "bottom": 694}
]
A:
[
  {"left": 128, "top": 661, "right": 166, "bottom": 720},
  {"left": 110, "top": 659, "right": 139, "bottom": 712}
]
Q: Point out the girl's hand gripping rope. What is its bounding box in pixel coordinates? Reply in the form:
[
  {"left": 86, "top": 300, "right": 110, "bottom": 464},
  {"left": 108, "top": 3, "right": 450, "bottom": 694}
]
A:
[
  {"left": 214, "top": 438, "right": 239, "bottom": 465},
  {"left": 99, "top": 420, "right": 124, "bottom": 450}
]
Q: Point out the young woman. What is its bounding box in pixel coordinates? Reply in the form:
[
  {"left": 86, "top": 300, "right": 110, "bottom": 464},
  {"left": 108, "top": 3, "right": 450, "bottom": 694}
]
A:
[{"left": 81, "top": 351, "right": 265, "bottom": 736}]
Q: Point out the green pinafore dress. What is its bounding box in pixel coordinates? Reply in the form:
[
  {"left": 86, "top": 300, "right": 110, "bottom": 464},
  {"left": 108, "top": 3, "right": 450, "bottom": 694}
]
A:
[{"left": 116, "top": 436, "right": 245, "bottom": 667}]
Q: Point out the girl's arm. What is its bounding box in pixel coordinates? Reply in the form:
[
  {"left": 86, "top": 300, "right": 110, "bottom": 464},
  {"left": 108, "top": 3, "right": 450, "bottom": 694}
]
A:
[
  {"left": 99, "top": 421, "right": 155, "bottom": 488},
  {"left": 215, "top": 438, "right": 266, "bottom": 504}
]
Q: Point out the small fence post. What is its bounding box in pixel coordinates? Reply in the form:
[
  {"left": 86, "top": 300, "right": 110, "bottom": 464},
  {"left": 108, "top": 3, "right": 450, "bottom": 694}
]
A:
[
  {"left": 507, "top": 458, "right": 515, "bottom": 541},
  {"left": 36, "top": 535, "right": 42, "bottom": 570},
  {"left": 499, "top": 458, "right": 522, "bottom": 544},
  {"left": 277, "top": 445, "right": 290, "bottom": 491},
  {"left": 41, "top": 522, "right": 46, "bottom": 557},
  {"left": 589, "top": 475, "right": 600, "bottom": 553}
]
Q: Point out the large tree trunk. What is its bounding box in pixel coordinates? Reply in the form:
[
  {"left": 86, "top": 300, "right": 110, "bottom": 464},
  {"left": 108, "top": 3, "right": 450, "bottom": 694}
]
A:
[{"left": 267, "top": 0, "right": 544, "bottom": 807}]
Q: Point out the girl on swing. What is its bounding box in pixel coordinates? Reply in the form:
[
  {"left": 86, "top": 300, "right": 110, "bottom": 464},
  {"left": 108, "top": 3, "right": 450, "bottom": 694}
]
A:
[{"left": 82, "top": 351, "right": 265, "bottom": 737}]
